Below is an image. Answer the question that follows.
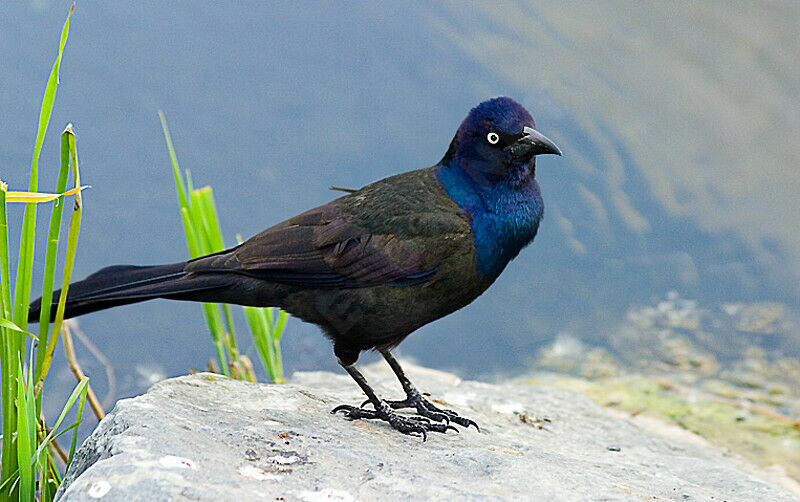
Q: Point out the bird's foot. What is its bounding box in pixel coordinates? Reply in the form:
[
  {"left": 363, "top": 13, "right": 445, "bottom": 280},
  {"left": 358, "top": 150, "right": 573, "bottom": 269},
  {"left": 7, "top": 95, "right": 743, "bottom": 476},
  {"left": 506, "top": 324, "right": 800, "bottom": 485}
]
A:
[
  {"left": 331, "top": 402, "right": 457, "bottom": 440},
  {"left": 379, "top": 391, "right": 480, "bottom": 431}
]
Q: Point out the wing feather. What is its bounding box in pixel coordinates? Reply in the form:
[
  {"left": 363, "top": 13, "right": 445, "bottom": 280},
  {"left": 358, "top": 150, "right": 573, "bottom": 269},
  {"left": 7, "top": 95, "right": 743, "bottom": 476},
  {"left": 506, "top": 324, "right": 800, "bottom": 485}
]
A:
[{"left": 185, "top": 168, "right": 470, "bottom": 288}]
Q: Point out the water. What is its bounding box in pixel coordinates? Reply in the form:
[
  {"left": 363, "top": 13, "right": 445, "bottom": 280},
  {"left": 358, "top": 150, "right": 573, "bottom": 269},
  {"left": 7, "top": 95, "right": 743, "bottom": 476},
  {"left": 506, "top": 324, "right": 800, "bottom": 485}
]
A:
[{"left": 1, "top": 1, "right": 797, "bottom": 424}]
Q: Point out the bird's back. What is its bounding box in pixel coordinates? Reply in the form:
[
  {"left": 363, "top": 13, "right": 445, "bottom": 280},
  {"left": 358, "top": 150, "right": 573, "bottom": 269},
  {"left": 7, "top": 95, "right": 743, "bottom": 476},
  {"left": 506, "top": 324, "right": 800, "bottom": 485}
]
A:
[{"left": 183, "top": 167, "right": 488, "bottom": 354}]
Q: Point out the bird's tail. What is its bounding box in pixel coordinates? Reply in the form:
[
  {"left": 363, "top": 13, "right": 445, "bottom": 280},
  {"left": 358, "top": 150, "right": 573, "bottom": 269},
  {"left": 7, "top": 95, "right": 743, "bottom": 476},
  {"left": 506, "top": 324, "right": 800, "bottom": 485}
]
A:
[{"left": 28, "top": 261, "right": 232, "bottom": 322}]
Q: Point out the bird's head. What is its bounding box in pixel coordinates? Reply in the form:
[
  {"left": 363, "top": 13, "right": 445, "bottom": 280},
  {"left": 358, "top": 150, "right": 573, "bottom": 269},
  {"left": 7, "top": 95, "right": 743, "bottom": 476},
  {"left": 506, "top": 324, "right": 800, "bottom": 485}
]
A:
[{"left": 441, "top": 97, "right": 561, "bottom": 187}]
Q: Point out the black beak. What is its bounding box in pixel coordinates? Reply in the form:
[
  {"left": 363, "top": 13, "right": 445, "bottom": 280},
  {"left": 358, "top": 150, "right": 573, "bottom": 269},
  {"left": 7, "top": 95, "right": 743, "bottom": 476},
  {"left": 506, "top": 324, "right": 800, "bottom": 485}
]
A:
[{"left": 506, "top": 126, "right": 562, "bottom": 158}]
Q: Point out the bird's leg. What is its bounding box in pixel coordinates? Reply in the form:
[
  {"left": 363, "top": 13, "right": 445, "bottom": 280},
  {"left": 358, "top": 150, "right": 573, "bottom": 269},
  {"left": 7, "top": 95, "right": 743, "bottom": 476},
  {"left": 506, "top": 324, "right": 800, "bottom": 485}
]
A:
[
  {"left": 375, "top": 350, "right": 479, "bottom": 431},
  {"left": 331, "top": 362, "right": 456, "bottom": 440}
]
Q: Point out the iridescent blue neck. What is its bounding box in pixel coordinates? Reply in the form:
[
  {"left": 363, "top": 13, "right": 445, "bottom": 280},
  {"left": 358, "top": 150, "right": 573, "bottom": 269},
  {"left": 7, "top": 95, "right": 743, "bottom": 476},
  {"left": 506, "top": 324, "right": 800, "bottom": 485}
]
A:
[{"left": 435, "top": 161, "right": 544, "bottom": 279}]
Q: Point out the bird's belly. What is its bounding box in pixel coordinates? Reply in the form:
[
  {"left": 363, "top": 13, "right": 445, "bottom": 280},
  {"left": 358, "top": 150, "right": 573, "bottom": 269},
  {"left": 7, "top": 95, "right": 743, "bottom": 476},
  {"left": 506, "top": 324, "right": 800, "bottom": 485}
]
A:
[{"left": 279, "top": 252, "right": 490, "bottom": 351}]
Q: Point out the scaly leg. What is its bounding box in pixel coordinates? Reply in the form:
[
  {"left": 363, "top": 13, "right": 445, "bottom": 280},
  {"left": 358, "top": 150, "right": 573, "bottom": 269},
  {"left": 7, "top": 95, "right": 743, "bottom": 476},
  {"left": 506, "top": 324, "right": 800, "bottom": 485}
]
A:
[
  {"left": 331, "top": 362, "right": 456, "bottom": 440},
  {"left": 374, "top": 350, "right": 479, "bottom": 431}
]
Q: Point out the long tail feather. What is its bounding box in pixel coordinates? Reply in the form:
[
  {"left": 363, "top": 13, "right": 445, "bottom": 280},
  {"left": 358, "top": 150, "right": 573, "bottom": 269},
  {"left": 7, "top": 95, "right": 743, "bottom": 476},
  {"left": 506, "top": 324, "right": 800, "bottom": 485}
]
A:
[{"left": 28, "top": 262, "right": 230, "bottom": 322}]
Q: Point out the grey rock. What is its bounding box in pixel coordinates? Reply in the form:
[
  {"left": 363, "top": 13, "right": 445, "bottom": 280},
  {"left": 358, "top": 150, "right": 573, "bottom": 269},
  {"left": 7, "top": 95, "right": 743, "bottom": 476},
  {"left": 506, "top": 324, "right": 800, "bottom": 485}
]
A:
[{"left": 56, "top": 362, "right": 799, "bottom": 501}]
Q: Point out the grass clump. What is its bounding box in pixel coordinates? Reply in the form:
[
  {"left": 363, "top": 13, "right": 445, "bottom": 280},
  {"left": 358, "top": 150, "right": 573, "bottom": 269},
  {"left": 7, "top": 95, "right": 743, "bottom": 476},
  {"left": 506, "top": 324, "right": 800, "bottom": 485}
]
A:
[
  {"left": 1, "top": 4, "right": 92, "bottom": 500},
  {"left": 158, "top": 113, "right": 288, "bottom": 383}
]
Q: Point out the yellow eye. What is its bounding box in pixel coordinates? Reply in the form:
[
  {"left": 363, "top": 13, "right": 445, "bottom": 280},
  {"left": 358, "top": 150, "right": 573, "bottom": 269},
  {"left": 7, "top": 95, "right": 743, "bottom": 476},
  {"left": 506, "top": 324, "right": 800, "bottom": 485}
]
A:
[{"left": 486, "top": 132, "right": 500, "bottom": 145}]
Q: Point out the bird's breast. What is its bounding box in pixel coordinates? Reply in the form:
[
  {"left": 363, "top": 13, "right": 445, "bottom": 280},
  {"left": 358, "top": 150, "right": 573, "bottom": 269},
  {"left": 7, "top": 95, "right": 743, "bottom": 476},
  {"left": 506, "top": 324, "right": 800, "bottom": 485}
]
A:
[
  {"left": 470, "top": 185, "right": 542, "bottom": 279},
  {"left": 436, "top": 166, "right": 543, "bottom": 280}
]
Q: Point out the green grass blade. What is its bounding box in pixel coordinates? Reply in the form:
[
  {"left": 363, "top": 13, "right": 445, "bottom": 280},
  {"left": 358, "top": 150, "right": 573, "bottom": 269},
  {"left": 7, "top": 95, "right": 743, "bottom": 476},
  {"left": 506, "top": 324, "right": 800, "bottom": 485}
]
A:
[
  {"left": 34, "top": 126, "right": 70, "bottom": 415},
  {"left": 260, "top": 308, "right": 278, "bottom": 370},
  {"left": 188, "top": 190, "right": 213, "bottom": 254},
  {"left": 47, "top": 453, "right": 62, "bottom": 487},
  {"left": 274, "top": 309, "right": 288, "bottom": 340},
  {"left": 0, "top": 326, "right": 15, "bottom": 496},
  {"left": 271, "top": 336, "right": 284, "bottom": 383},
  {"left": 0, "top": 184, "right": 11, "bottom": 319},
  {"left": 178, "top": 203, "right": 229, "bottom": 374},
  {"left": 49, "top": 420, "right": 79, "bottom": 443},
  {"left": 158, "top": 111, "right": 190, "bottom": 211},
  {"left": 243, "top": 306, "right": 277, "bottom": 381},
  {"left": 272, "top": 310, "right": 287, "bottom": 381},
  {"left": 16, "top": 357, "right": 36, "bottom": 502},
  {"left": 34, "top": 378, "right": 87, "bottom": 461},
  {"left": 39, "top": 454, "right": 51, "bottom": 502},
  {"left": 3, "top": 185, "right": 86, "bottom": 203},
  {"left": 185, "top": 169, "right": 194, "bottom": 194},
  {"left": 12, "top": 3, "right": 73, "bottom": 330},
  {"left": 35, "top": 126, "right": 84, "bottom": 395},
  {"left": 201, "top": 303, "right": 229, "bottom": 375},
  {"left": 195, "top": 187, "right": 225, "bottom": 251},
  {"left": 181, "top": 201, "right": 230, "bottom": 374},
  {"left": 34, "top": 127, "right": 73, "bottom": 393},
  {"left": 221, "top": 304, "right": 237, "bottom": 350},
  {"left": 0, "top": 132, "right": 17, "bottom": 502},
  {"left": 32, "top": 376, "right": 86, "bottom": 502},
  {"left": 179, "top": 207, "right": 201, "bottom": 257},
  {"left": 192, "top": 188, "right": 238, "bottom": 349},
  {"left": 69, "top": 382, "right": 88, "bottom": 465},
  {"left": 264, "top": 308, "right": 287, "bottom": 382},
  {"left": 39, "top": 457, "right": 49, "bottom": 502},
  {"left": 0, "top": 469, "right": 20, "bottom": 497},
  {"left": 0, "top": 318, "right": 36, "bottom": 339}
]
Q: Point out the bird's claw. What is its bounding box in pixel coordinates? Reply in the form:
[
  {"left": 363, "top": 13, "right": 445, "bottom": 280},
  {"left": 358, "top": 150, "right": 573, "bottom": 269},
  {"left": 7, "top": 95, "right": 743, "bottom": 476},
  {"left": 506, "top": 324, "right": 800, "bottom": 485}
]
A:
[
  {"left": 331, "top": 402, "right": 456, "bottom": 440},
  {"left": 385, "top": 393, "right": 480, "bottom": 431},
  {"left": 358, "top": 397, "right": 448, "bottom": 422},
  {"left": 358, "top": 397, "right": 451, "bottom": 421}
]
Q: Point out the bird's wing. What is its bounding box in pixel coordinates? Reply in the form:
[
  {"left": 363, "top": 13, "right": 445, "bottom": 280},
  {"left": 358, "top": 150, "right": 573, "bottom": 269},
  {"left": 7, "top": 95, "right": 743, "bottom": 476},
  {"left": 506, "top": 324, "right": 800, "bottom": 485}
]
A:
[
  {"left": 186, "top": 172, "right": 470, "bottom": 288},
  {"left": 233, "top": 204, "right": 437, "bottom": 287}
]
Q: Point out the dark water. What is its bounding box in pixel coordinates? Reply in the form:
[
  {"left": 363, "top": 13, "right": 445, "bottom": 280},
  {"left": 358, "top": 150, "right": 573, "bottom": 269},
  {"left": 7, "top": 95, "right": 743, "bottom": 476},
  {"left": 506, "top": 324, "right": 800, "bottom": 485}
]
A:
[{"left": 1, "top": 2, "right": 798, "bottom": 424}]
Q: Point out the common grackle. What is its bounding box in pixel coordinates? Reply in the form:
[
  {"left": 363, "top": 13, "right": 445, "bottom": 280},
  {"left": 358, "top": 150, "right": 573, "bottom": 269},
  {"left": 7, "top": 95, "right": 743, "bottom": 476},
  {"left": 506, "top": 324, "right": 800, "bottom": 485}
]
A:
[{"left": 30, "top": 97, "right": 562, "bottom": 439}]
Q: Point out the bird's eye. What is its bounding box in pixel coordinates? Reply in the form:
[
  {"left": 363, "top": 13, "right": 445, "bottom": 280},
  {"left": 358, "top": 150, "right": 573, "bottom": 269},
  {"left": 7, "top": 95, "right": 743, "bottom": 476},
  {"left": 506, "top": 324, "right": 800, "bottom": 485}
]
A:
[{"left": 486, "top": 132, "right": 500, "bottom": 145}]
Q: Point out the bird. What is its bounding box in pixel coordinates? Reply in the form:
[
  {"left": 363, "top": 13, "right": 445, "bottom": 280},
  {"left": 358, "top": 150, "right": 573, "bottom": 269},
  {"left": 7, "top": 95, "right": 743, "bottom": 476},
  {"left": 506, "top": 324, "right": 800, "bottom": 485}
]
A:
[{"left": 30, "top": 97, "right": 562, "bottom": 439}]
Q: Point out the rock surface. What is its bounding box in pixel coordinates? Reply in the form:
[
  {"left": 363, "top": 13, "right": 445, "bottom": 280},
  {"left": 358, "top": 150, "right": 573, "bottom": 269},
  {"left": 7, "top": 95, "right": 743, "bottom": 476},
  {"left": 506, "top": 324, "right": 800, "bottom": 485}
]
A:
[{"left": 56, "top": 362, "right": 799, "bottom": 501}]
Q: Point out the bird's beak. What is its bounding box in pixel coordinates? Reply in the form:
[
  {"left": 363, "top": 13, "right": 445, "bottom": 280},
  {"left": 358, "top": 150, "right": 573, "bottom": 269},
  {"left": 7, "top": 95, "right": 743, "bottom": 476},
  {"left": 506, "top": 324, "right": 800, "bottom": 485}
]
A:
[{"left": 506, "top": 126, "right": 563, "bottom": 158}]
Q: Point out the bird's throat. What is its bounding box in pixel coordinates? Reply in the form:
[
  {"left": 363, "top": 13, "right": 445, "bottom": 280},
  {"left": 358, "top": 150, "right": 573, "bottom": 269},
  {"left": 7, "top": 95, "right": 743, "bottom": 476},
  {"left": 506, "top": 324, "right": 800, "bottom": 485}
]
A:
[{"left": 435, "top": 163, "right": 543, "bottom": 279}]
